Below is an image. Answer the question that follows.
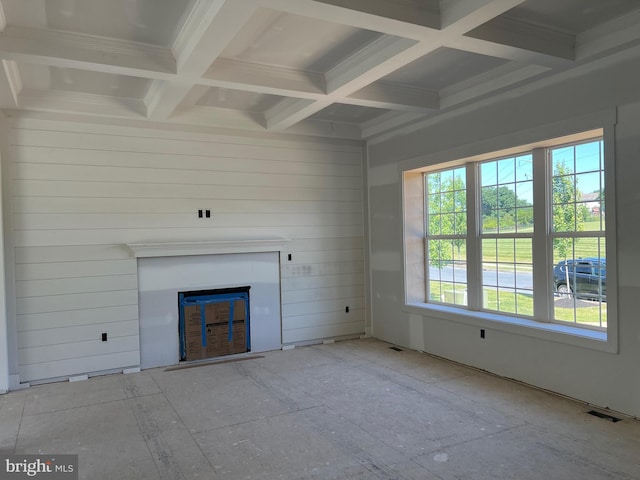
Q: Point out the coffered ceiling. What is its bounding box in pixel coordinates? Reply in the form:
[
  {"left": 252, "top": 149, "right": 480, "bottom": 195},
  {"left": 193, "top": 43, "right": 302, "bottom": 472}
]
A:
[{"left": 0, "top": 0, "right": 639, "bottom": 139}]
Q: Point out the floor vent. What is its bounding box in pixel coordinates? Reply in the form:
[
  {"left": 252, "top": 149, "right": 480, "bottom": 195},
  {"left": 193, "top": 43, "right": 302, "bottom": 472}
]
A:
[
  {"left": 389, "top": 346, "right": 404, "bottom": 352},
  {"left": 587, "top": 410, "right": 622, "bottom": 422}
]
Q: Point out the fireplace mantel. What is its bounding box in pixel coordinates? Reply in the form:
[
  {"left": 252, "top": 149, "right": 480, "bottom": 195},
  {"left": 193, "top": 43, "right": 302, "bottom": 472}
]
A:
[{"left": 126, "top": 237, "right": 290, "bottom": 258}]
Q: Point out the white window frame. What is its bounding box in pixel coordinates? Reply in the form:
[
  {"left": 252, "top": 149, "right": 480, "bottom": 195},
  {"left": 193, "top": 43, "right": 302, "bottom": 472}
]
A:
[{"left": 401, "top": 111, "right": 618, "bottom": 353}]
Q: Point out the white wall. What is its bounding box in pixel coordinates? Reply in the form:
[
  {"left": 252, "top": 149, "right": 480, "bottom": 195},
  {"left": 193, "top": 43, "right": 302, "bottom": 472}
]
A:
[
  {"left": 0, "top": 112, "right": 9, "bottom": 392},
  {"left": 367, "top": 53, "right": 640, "bottom": 417},
  {"left": 5, "top": 113, "right": 365, "bottom": 383}
]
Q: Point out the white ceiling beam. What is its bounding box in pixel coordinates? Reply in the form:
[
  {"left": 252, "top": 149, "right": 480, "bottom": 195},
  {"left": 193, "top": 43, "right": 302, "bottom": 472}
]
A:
[
  {"left": 171, "top": 104, "right": 362, "bottom": 140},
  {"left": 0, "top": 26, "right": 176, "bottom": 77},
  {"left": 170, "top": 105, "right": 266, "bottom": 131},
  {"left": 265, "top": 97, "right": 327, "bottom": 130},
  {"left": 345, "top": 82, "right": 439, "bottom": 112},
  {"left": 440, "top": 0, "right": 525, "bottom": 30},
  {"left": 205, "top": 58, "right": 326, "bottom": 98},
  {"left": 1, "top": 59, "right": 20, "bottom": 106},
  {"left": 145, "top": 0, "right": 257, "bottom": 120},
  {"left": 0, "top": 1, "right": 6, "bottom": 32},
  {"left": 205, "top": 59, "right": 440, "bottom": 113},
  {"left": 308, "top": 0, "right": 439, "bottom": 30},
  {"left": 448, "top": 36, "right": 573, "bottom": 69},
  {"left": 144, "top": 82, "right": 193, "bottom": 121},
  {"left": 576, "top": 7, "right": 640, "bottom": 60},
  {"left": 466, "top": 16, "right": 575, "bottom": 61},
  {"left": 283, "top": 118, "right": 363, "bottom": 140},
  {"left": 17, "top": 89, "right": 147, "bottom": 119},
  {"left": 180, "top": 85, "right": 211, "bottom": 108},
  {"left": 263, "top": 0, "right": 438, "bottom": 39},
  {"left": 361, "top": 111, "right": 426, "bottom": 139},
  {"left": 173, "top": 0, "right": 256, "bottom": 77},
  {"left": 361, "top": 61, "right": 549, "bottom": 138},
  {"left": 266, "top": 0, "right": 527, "bottom": 131},
  {"left": 325, "top": 36, "right": 418, "bottom": 94},
  {"left": 439, "top": 62, "right": 549, "bottom": 109}
]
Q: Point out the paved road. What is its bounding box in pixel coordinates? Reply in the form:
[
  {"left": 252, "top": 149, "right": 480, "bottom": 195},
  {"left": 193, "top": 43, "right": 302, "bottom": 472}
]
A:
[{"left": 429, "top": 265, "right": 533, "bottom": 290}]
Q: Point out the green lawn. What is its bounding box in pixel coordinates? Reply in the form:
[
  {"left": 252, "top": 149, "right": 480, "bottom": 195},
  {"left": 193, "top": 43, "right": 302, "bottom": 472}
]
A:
[
  {"left": 436, "top": 223, "right": 604, "bottom": 265},
  {"left": 429, "top": 281, "right": 607, "bottom": 328}
]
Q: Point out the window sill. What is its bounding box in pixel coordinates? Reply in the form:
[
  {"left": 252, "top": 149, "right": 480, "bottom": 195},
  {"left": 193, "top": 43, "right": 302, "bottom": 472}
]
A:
[{"left": 404, "top": 302, "right": 617, "bottom": 353}]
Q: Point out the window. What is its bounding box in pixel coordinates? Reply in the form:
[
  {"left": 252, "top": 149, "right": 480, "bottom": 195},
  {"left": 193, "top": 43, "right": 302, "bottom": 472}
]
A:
[
  {"left": 417, "top": 133, "right": 609, "bottom": 333},
  {"left": 479, "top": 154, "right": 534, "bottom": 316},
  {"left": 550, "top": 140, "right": 606, "bottom": 328},
  {"left": 425, "top": 167, "right": 467, "bottom": 305}
]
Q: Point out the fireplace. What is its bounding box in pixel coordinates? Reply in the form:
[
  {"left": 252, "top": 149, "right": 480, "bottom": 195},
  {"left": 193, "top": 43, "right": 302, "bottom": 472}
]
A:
[
  {"left": 179, "top": 286, "right": 251, "bottom": 361},
  {"left": 133, "top": 246, "right": 284, "bottom": 370}
]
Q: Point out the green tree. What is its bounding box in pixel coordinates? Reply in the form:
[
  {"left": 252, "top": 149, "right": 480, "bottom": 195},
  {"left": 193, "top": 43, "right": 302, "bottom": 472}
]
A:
[
  {"left": 552, "top": 164, "right": 582, "bottom": 259},
  {"left": 427, "top": 172, "right": 465, "bottom": 268},
  {"left": 481, "top": 185, "right": 533, "bottom": 232}
]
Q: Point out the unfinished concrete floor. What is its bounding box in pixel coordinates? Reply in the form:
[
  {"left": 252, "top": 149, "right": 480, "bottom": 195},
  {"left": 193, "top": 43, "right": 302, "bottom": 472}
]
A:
[{"left": 1, "top": 338, "right": 639, "bottom": 479}]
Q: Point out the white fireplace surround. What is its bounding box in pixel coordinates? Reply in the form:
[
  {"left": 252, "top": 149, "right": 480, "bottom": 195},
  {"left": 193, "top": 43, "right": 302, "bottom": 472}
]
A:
[{"left": 131, "top": 239, "right": 288, "bottom": 369}]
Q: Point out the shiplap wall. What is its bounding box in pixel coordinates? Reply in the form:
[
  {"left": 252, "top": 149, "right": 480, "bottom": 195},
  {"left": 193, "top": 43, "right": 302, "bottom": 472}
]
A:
[{"left": 7, "top": 114, "right": 365, "bottom": 382}]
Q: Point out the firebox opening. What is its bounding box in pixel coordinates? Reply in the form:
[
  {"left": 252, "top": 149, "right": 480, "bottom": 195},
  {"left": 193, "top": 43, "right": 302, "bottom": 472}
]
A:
[{"left": 178, "top": 286, "right": 251, "bottom": 361}]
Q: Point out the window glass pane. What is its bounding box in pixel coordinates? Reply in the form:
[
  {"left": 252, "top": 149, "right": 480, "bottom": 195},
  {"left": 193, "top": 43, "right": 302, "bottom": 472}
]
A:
[
  {"left": 441, "top": 213, "right": 455, "bottom": 233},
  {"left": 500, "top": 185, "right": 516, "bottom": 209},
  {"left": 552, "top": 146, "right": 575, "bottom": 175},
  {"left": 516, "top": 207, "right": 533, "bottom": 231},
  {"left": 552, "top": 174, "right": 576, "bottom": 206},
  {"left": 428, "top": 193, "right": 441, "bottom": 214},
  {"left": 453, "top": 167, "right": 466, "bottom": 187},
  {"left": 515, "top": 238, "right": 533, "bottom": 263},
  {"left": 441, "top": 192, "right": 454, "bottom": 212},
  {"left": 515, "top": 154, "right": 533, "bottom": 182},
  {"left": 482, "top": 238, "right": 497, "bottom": 261},
  {"left": 497, "top": 266, "right": 516, "bottom": 289},
  {"left": 576, "top": 171, "right": 600, "bottom": 198},
  {"left": 428, "top": 214, "right": 441, "bottom": 235},
  {"left": 483, "top": 286, "right": 497, "bottom": 309},
  {"left": 576, "top": 201, "right": 601, "bottom": 232},
  {"left": 454, "top": 212, "right": 467, "bottom": 235},
  {"left": 575, "top": 236, "right": 599, "bottom": 259},
  {"left": 498, "top": 209, "right": 515, "bottom": 232},
  {"left": 498, "top": 158, "right": 515, "bottom": 183},
  {"left": 575, "top": 141, "right": 601, "bottom": 173},
  {"left": 440, "top": 169, "right": 453, "bottom": 189},
  {"left": 427, "top": 173, "right": 441, "bottom": 194},
  {"left": 429, "top": 281, "right": 442, "bottom": 302},
  {"left": 497, "top": 238, "right": 515, "bottom": 264},
  {"left": 515, "top": 181, "right": 533, "bottom": 206},
  {"left": 480, "top": 162, "right": 496, "bottom": 186},
  {"left": 497, "top": 289, "right": 516, "bottom": 314},
  {"left": 454, "top": 190, "right": 466, "bottom": 212}
]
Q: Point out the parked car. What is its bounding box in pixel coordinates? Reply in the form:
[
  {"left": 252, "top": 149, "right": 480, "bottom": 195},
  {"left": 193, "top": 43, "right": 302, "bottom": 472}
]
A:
[{"left": 553, "top": 258, "right": 606, "bottom": 301}]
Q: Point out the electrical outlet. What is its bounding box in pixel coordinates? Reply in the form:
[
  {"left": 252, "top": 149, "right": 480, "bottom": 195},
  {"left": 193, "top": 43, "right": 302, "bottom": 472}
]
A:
[
  {"left": 345, "top": 306, "right": 350, "bottom": 313},
  {"left": 101, "top": 332, "right": 108, "bottom": 342}
]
